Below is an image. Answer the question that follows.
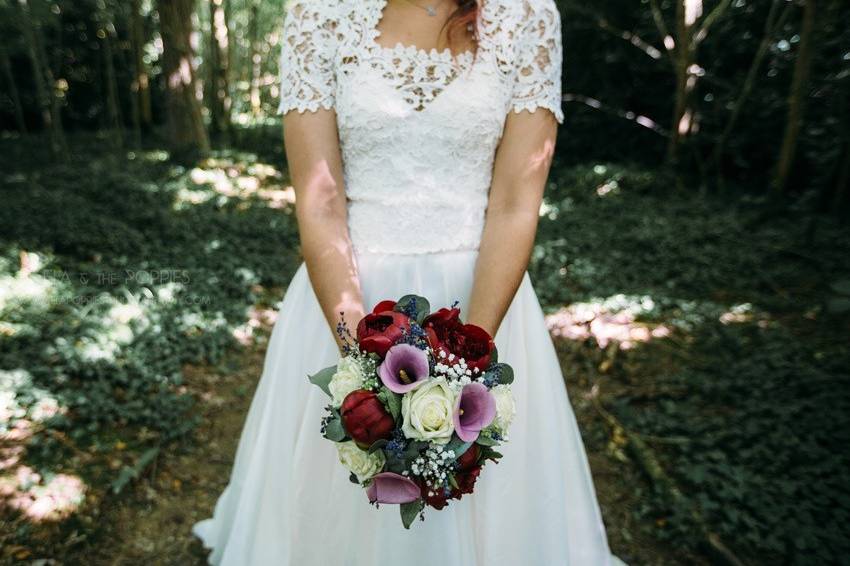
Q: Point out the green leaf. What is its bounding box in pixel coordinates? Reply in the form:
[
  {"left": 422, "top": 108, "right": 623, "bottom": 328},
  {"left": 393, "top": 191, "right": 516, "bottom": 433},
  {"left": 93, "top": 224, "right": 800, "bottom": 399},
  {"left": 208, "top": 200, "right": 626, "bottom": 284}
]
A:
[
  {"left": 478, "top": 446, "right": 503, "bottom": 462},
  {"left": 111, "top": 446, "right": 160, "bottom": 494},
  {"left": 323, "top": 411, "right": 347, "bottom": 442},
  {"left": 448, "top": 473, "right": 459, "bottom": 490},
  {"left": 395, "top": 294, "right": 431, "bottom": 324},
  {"left": 475, "top": 434, "right": 498, "bottom": 447},
  {"left": 483, "top": 362, "right": 514, "bottom": 385},
  {"left": 349, "top": 472, "right": 360, "bottom": 484},
  {"left": 308, "top": 365, "right": 337, "bottom": 397},
  {"left": 400, "top": 500, "right": 424, "bottom": 529},
  {"left": 383, "top": 390, "right": 402, "bottom": 422}
]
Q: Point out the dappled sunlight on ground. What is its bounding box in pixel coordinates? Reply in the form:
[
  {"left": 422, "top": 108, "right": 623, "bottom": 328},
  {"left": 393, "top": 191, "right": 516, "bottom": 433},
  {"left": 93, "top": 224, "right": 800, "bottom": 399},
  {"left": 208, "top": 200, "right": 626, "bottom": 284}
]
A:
[
  {"left": 178, "top": 156, "right": 295, "bottom": 210},
  {"left": 232, "top": 304, "right": 278, "bottom": 347},
  {"left": 0, "top": 420, "right": 86, "bottom": 522},
  {"left": 545, "top": 294, "right": 671, "bottom": 350}
]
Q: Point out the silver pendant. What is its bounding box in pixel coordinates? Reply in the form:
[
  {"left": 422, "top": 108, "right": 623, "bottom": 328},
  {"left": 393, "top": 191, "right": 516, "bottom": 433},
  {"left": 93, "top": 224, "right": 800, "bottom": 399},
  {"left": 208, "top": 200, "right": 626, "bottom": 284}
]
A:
[{"left": 426, "top": 5, "right": 437, "bottom": 16}]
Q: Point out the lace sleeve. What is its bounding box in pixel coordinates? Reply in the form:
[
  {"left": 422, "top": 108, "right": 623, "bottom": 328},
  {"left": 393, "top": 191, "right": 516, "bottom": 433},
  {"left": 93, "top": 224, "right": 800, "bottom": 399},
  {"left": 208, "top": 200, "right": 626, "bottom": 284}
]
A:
[
  {"left": 277, "top": 0, "right": 338, "bottom": 115},
  {"left": 509, "top": 0, "right": 564, "bottom": 124}
]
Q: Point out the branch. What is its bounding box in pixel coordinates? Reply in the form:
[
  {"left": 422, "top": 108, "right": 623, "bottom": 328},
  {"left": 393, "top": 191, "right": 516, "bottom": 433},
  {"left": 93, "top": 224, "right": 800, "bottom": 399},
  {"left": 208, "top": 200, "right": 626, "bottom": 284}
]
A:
[
  {"left": 649, "top": 0, "right": 671, "bottom": 41},
  {"left": 694, "top": 0, "right": 734, "bottom": 46},
  {"left": 562, "top": 93, "right": 669, "bottom": 137},
  {"left": 563, "top": 3, "right": 665, "bottom": 60}
]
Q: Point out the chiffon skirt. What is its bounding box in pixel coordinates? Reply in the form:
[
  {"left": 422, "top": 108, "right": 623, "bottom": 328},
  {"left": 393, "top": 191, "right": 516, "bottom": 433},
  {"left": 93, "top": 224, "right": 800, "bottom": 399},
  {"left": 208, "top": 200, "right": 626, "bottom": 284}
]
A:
[{"left": 192, "top": 248, "right": 621, "bottom": 565}]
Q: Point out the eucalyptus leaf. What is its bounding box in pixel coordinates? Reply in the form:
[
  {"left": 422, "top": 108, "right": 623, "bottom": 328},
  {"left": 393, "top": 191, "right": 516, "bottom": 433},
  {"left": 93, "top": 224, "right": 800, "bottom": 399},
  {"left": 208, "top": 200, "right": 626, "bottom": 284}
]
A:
[
  {"left": 495, "top": 364, "right": 514, "bottom": 385},
  {"left": 445, "top": 437, "right": 472, "bottom": 460},
  {"left": 400, "top": 500, "right": 424, "bottom": 529},
  {"left": 349, "top": 472, "right": 360, "bottom": 485},
  {"left": 323, "top": 414, "right": 347, "bottom": 441},
  {"left": 308, "top": 365, "right": 337, "bottom": 397},
  {"left": 475, "top": 434, "right": 498, "bottom": 447},
  {"left": 395, "top": 294, "right": 431, "bottom": 324}
]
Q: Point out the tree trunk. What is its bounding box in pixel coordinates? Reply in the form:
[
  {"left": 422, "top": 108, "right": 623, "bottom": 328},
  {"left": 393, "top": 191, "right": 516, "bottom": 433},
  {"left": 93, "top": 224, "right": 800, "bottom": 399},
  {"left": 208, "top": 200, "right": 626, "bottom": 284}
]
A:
[
  {"left": 206, "top": 0, "right": 231, "bottom": 137},
  {"left": 250, "top": 2, "right": 261, "bottom": 116},
  {"left": 773, "top": 0, "right": 816, "bottom": 195},
  {"left": 0, "top": 44, "right": 27, "bottom": 135},
  {"left": 103, "top": 20, "right": 124, "bottom": 148},
  {"left": 666, "top": 0, "right": 696, "bottom": 168},
  {"left": 130, "top": 0, "right": 152, "bottom": 128},
  {"left": 18, "top": 0, "right": 67, "bottom": 158},
  {"left": 713, "top": 0, "right": 793, "bottom": 183},
  {"left": 157, "top": 0, "right": 210, "bottom": 156}
]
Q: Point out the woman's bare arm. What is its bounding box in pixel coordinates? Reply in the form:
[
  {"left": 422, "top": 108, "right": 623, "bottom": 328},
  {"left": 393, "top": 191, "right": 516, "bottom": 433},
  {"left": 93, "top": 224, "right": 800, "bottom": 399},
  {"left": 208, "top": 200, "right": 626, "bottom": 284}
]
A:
[
  {"left": 283, "top": 109, "right": 365, "bottom": 352},
  {"left": 465, "top": 109, "right": 558, "bottom": 336}
]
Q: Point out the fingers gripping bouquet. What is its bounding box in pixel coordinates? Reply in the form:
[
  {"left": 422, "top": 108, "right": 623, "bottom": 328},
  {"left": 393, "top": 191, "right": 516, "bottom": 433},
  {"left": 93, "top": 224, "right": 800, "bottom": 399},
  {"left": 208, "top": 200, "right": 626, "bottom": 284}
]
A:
[{"left": 308, "top": 295, "right": 517, "bottom": 528}]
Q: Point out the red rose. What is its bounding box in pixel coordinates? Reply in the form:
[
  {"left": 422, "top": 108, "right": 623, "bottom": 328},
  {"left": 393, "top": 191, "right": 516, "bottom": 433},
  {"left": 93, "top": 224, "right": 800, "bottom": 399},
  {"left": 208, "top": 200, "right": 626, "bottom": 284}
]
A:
[
  {"left": 417, "top": 463, "right": 483, "bottom": 509},
  {"left": 423, "top": 308, "right": 495, "bottom": 372},
  {"left": 340, "top": 390, "right": 394, "bottom": 449},
  {"left": 455, "top": 445, "right": 480, "bottom": 471},
  {"left": 356, "top": 311, "right": 410, "bottom": 358},
  {"left": 454, "top": 465, "right": 482, "bottom": 495},
  {"left": 371, "top": 299, "right": 397, "bottom": 314}
]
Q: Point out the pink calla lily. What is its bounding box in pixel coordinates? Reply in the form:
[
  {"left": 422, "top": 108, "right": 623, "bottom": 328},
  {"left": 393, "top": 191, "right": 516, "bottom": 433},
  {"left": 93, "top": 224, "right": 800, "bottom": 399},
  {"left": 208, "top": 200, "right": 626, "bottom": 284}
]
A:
[
  {"left": 366, "top": 472, "right": 421, "bottom": 504},
  {"left": 378, "top": 343, "right": 430, "bottom": 394},
  {"left": 453, "top": 382, "right": 496, "bottom": 442}
]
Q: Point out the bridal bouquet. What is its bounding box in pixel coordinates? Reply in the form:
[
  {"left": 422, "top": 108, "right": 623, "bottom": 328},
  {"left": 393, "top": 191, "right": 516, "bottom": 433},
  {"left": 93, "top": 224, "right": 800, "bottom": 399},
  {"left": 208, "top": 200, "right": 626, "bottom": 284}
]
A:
[{"left": 308, "top": 295, "right": 516, "bottom": 528}]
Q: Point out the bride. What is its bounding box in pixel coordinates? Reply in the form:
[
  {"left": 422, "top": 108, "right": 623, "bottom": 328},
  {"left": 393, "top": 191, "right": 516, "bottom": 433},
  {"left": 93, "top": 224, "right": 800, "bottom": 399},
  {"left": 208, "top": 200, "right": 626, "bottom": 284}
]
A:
[{"left": 193, "top": 0, "right": 622, "bottom": 564}]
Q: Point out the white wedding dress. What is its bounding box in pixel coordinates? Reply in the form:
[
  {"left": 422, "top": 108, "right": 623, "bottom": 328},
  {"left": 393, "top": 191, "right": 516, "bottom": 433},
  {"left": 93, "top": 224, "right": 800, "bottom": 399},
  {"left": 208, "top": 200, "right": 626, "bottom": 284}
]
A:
[{"left": 193, "top": 0, "right": 622, "bottom": 564}]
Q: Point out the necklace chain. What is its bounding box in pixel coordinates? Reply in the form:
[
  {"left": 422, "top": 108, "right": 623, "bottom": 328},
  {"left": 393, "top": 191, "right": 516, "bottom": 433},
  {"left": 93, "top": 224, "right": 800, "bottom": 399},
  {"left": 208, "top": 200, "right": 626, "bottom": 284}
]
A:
[{"left": 401, "top": 0, "right": 446, "bottom": 17}]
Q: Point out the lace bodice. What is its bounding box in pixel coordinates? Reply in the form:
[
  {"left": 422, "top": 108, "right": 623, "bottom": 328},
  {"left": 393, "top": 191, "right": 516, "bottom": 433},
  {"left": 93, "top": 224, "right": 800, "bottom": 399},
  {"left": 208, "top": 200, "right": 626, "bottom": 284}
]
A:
[{"left": 278, "top": 0, "right": 563, "bottom": 255}]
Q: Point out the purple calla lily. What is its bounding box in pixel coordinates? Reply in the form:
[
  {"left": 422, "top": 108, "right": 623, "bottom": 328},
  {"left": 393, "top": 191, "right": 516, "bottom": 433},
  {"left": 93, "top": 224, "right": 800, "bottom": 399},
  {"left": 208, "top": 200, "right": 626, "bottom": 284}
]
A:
[
  {"left": 453, "top": 382, "right": 496, "bottom": 442},
  {"left": 366, "top": 472, "right": 421, "bottom": 504},
  {"left": 378, "top": 343, "right": 429, "bottom": 394}
]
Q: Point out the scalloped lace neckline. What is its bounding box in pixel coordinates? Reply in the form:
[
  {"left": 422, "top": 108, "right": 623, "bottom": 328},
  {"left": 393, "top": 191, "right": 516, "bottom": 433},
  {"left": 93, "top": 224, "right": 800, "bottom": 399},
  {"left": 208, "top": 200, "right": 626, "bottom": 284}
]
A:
[{"left": 366, "top": 0, "right": 475, "bottom": 66}]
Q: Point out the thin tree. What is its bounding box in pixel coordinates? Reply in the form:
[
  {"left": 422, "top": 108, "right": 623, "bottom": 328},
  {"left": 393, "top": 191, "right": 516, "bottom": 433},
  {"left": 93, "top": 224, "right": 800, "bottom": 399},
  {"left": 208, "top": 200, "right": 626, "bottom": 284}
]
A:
[
  {"left": 100, "top": 5, "right": 124, "bottom": 149},
  {"left": 16, "top": 0, "right": 67, "bottom": 158},
  {"left": 649, "top": 0, "right": 733, "bottom": 169},
  {"left": 0, "top": 43, "right": 27, "bottom": 136},
  {"left": 130, "top": 0, "right": 152, "bottom": 129},
  {"left": 712, "top": 0, "right": 794, "bottom": 185},
  {"left": 206, "top": 0, "right": 232, "bottom": 137},
  {"left": 773, "top": 0, "right": 817, "bottom": 195},
  {"left": 249, "top": 1, "right": 261, "bottom": 116},
  {"left": 157, "top": 0, "right": 210, "bottom": 156}
]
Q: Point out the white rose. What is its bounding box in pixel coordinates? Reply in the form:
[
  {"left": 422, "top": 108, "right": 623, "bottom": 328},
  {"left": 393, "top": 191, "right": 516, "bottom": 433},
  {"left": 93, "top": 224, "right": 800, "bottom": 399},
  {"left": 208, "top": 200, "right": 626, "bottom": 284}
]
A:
[
  {"left": 328, "top": 356, "right": 365, "bottom": 407},
  {"left": 335, "top": 441, "right": 385, "bottom": 483},
  {"left": 492, "top": 384, "right": 516, "bottom": 433},
  {"left": 401, "top": 378, "right": 456, "bottom": 444}
]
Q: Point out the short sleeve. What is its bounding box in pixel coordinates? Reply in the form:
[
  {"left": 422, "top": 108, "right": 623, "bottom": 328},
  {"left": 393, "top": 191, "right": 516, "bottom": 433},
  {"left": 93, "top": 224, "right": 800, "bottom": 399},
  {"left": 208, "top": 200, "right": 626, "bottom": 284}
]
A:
[
  {"left": 277, "top": 0, "right": 338, "bottom": 115},
  {"left": 509, "top": 0, "right": 564, "bottom": 124}
]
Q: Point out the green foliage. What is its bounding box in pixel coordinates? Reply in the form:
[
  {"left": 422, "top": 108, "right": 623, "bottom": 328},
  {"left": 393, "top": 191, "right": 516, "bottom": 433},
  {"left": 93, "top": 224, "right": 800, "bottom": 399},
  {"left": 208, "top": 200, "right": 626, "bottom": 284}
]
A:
[
  {"left": 529, "top": 162, "right": 850, "bottom": 563},
  {"left": 0, "top": 134, "right": 300, "bottom": 498},
  {"left": 308, "top": 366, "right": 337, "bottom": 398},
  {"left": 400, "top": 500, "right": 424, "bottom": 529}
]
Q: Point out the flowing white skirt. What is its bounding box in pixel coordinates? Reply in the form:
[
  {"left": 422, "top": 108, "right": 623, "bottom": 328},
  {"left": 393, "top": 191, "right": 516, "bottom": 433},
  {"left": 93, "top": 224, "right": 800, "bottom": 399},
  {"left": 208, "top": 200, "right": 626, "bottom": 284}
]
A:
[{"left": 192, "top": 248, "right": 621, "bottom": 565}]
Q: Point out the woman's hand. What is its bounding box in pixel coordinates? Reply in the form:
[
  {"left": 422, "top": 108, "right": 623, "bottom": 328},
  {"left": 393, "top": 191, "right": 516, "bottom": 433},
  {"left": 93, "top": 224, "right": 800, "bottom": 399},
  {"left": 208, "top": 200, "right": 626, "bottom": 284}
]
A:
[
  {"left": 466, "top": 108, "right": 558, "bottom": 337},
  {"left": 283, "top": 108, "right": 366, "bottom": 353}
]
